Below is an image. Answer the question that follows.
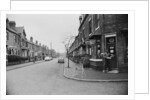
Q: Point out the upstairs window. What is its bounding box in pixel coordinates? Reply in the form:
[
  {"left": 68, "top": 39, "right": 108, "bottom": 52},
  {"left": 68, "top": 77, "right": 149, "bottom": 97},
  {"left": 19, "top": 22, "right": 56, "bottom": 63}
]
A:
[
  {"left": 6, "top": 32, "right": 9, "bottom": 41},
  {"left": 89, "top": 19, "right": 92, "bottom": 34},
  {"left": 15, "top": 35, "right": 17, "bottom": 43},
  {"left": 18, "top": 37, "right": 20, "bottom": 45},
  {"left": 82, "top": 28, "right": 85, "bottom": 43},
  {"left": 94, "top": 14, "right": 99, "bottom": 29}
]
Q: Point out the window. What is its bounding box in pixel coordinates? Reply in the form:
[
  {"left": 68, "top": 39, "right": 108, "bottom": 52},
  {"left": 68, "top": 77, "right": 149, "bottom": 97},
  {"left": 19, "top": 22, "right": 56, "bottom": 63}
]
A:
[
  {"left": 89, "top": 47, "right": 91, "bottom": 55},
  {"left": 14, "top": 35, "right": 17, "bottom": 43},
  {"left": 26, "top": 42, "right": 28, "bottom": 47},
  {"left": 22, "top": 39, "right": 24, "bottom": 46},
  {"left": 12, "top": 49, "right": 14, "bottom": 55},
  {"left": 6, "top": 32, "right": 9, "bottom": 40},
  {"left": 18, "top": 50, "right": 20, "bottom": 55},
  {"left": 8, "top": 49, "right": 11, "bottom": 55},
  {"left": 18, "top": 37, "right": 20, "bottom": 45},
  {"left": 94, "top": 14, "right": 99, "bottom": 29},
  {"left": 89, "top": 19, "right": 92, "bottom": 34},
  {"left": 86, "top": 47, "right": 88, "bottom": 54},
  {"left": 16, "top": 50, "right": 17, "bottom": 55},
  {"left": 82, "top": 29, "right": 85, "bottom": 43}
]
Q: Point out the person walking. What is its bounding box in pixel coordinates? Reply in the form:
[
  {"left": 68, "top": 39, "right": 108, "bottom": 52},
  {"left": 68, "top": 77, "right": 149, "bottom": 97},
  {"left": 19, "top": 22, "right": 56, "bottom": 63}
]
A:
[
  {"left": 105, "top": 52, "right": 114, "bottom": 72},
  {"left": 83, "top": 54, "right": 90, "bottom": 68}
]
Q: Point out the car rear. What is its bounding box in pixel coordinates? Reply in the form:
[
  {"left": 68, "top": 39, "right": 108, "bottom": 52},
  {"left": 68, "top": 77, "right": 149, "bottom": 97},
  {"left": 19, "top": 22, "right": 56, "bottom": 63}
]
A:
[
  {"left": 45, "top": 56, "right": 50, "bottom": 61},
  {"left": 58, "top": 57, "right": 64, "bottom": 63}
]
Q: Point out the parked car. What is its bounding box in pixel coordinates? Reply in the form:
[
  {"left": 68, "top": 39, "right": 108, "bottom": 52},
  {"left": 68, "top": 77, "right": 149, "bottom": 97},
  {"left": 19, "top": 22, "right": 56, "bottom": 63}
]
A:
[
  {"left": 58, "top": 57, "right": 64, "bottom": 63},
  {"left": 44, "top": 56, "right": 52, "bottom": 61}
]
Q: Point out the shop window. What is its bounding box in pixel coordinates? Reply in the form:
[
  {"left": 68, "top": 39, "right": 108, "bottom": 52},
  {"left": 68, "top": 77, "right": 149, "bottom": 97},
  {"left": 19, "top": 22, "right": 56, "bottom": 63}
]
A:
[
  {"left": 96, "top": 39, "right": 101, "bottom": 58},
  {"left": 97, "top": 45, "right": 101, "bottom": 58}
]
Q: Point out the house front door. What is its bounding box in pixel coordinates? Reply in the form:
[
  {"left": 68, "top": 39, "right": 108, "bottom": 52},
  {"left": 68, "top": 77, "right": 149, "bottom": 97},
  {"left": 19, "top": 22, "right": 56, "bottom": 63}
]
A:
[{"left": 105, "top": 36, "right": 117, "bottom": 70}]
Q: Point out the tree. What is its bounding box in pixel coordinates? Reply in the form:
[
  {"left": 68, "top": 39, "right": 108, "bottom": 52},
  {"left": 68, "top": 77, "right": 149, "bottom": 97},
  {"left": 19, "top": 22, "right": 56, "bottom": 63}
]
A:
[{"left": 62, "top": 35, "right": 76, "bottom": 68}]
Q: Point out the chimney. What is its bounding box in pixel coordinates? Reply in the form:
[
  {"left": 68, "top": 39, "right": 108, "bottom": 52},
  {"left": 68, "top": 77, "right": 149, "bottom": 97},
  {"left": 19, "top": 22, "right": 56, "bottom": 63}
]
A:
[
  {"left": 30, "top": 37, "right": 33, "bottom": 42},
  {"left": 36, "top": 40, "right": 38, "bottom": 44},
  {"left": 6, "top": 18, "right": 9, "bottom": 28},
  {"left": 79, "top": 15, "right": 82, "bottom": 24},
  {"left": 9, "top": 21, "right": 16, "bottom": 30}
]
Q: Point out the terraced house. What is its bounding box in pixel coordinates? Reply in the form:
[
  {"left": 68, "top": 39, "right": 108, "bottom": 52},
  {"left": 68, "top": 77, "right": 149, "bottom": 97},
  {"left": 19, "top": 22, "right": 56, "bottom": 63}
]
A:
[
  {"left": 69, "top": 14, "right": 128, "bottom": 73},
  {"left": 6, "top": 18, "right": 51, "bottom": 65},
  {"left": 6, "top": 19, "right": 22, "bottom": 65}
]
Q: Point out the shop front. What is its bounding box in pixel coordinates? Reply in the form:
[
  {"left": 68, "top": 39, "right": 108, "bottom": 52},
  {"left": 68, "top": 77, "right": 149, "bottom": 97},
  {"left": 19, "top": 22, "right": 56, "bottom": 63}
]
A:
[
  {"left": 104, "top": 34, "right": 117, "bottom": 70},
  {"left": 89, "top": 34, "right": 104, "bottom": 70}
]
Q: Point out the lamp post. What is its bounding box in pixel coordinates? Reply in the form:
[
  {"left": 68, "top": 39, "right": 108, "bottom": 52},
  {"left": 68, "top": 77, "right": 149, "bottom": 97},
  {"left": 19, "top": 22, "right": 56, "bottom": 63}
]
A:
[
  {"left": 63, "top": 36, "right": 75, "bottom": 68},
  {"left": 65, "top": 44, "right": 70, "bottom": 68}
]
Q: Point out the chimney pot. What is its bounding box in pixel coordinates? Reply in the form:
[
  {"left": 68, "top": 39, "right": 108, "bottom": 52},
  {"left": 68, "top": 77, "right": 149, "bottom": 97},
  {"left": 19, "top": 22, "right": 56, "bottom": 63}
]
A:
[
  {"left": 30, "top": 37, "right": 33, "bottom": 42},
  {"left": 79, "top": 16, "right": 82, "bottom": 24},
  {"left": 9, "top": 21, "right": 16, "bottom": 30},
  {"left": 36, "top": 41, "right": 38, "bottom": 44}
]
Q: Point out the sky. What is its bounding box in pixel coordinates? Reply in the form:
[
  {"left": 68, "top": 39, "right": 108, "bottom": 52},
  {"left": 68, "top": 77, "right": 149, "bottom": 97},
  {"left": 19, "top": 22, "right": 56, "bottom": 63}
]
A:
[{"left": 7, "top": 14, "right": 80, "bottom": 53}]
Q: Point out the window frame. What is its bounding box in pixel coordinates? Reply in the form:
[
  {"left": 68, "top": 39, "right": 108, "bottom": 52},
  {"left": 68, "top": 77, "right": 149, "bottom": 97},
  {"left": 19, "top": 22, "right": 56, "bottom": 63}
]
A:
[
  {"left": 88, "top": 18, "right": 92, "bottom": 35},
  {"left": 94, "top": 14, "right": 99, "bottom": 31},
  {"left": 6, "top": 32, "right": 9, "bottom": 41}
]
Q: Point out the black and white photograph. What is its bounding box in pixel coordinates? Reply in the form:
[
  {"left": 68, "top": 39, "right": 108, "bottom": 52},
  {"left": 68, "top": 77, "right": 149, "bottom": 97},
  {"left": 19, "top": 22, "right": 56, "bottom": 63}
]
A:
[
  {"left": 0, "top": 0, "right": 149, "bottom": 100},
  {"left": 5, "top": 14, "right": 128, "bottom": 95}
]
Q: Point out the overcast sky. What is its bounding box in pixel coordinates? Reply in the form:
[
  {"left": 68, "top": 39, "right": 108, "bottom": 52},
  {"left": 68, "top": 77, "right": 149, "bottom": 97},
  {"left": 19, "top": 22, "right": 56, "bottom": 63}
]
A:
[{"left": 7, "top": 14, "right": 80, "bottom": 53}]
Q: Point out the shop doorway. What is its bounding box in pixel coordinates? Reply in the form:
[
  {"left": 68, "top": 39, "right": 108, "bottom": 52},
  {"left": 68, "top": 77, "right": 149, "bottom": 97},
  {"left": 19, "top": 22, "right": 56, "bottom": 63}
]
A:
[{"left": 105, "top": 35, "right": 117, "bottom": 69}]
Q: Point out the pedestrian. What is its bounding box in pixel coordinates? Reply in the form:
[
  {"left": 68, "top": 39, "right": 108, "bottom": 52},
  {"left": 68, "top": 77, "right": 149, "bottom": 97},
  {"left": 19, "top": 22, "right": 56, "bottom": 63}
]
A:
[
  {"left": 105, "top": 52, "right": 114, "bottom": 72},
  {"left": 83, "top": 54, "right": 90, "bottom": 68}
]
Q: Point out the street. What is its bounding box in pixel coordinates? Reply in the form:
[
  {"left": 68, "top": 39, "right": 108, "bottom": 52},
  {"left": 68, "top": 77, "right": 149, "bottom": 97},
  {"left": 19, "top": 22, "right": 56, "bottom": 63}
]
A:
[{"left": 6, "top": 58, "right": 128, "bottom": 95}]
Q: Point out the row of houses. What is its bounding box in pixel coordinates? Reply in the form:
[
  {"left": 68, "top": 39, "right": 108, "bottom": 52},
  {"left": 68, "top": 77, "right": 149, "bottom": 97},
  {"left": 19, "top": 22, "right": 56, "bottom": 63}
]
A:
[
  {"left": 6, "top": 18, "right": 52, "bottom": 65},
  {"left": 68, "top": 14, "right": 128, "bottom": 72}
]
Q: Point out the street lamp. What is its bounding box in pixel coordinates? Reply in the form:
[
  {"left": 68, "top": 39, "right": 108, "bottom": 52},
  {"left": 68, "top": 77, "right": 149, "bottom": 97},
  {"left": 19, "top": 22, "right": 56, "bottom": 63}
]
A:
[{"left": 62, "top": 36, "right": 75, "bottom": 68}]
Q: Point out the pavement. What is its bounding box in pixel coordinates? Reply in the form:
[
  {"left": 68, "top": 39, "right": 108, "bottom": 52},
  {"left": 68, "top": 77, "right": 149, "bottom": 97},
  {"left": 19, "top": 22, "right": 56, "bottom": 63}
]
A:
[
  {"left": 7, "top": 58, "right": 128, "bottom": 82},
  {"left": 63, "top": 60, "right": 128, "bottom": 82},
  {"left": 6, "top": 60, "right": 45, "bottom": 71}
]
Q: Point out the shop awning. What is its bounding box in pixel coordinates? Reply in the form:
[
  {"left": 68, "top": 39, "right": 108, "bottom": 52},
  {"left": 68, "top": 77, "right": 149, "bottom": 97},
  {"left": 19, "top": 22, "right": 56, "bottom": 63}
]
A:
[{"left": 89, "top": 33, "right": 101, "bottom": 39}]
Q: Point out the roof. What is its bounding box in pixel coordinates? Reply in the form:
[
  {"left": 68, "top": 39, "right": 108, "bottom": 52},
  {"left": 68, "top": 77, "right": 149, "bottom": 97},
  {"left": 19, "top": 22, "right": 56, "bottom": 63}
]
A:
[{"left": 15, "top": 27, "right": 26, "bottom": 37}]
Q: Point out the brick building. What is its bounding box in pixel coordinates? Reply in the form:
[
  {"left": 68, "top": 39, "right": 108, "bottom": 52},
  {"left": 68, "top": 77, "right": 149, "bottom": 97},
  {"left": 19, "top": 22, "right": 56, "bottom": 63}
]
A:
[
  {"left": 6, "top": 19, "right": 21, "bottom": 57},
  {"left": 69, "top": 14, "right": 128, "bottom": 72},
  {"left": 15, "top": 27, "right": 29, "bottom": 58},
  {"left": 6, "top": 18, "right": 51, "bottom": 65}
]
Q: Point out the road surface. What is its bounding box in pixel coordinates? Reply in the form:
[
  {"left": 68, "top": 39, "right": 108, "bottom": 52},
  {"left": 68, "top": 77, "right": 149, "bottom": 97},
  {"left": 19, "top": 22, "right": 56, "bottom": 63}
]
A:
[{"left": 6, "top": 58, "right": 128, "bottom": 95}]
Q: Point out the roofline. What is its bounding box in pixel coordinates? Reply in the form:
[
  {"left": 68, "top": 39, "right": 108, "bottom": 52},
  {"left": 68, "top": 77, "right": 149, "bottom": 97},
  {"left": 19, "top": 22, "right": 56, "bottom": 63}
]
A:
[
  {"left": 78, "top": 14, "right": 89, "bottom": 30},
  {"left": 6, "top": 27, "right": 20, "bottom": 36}
]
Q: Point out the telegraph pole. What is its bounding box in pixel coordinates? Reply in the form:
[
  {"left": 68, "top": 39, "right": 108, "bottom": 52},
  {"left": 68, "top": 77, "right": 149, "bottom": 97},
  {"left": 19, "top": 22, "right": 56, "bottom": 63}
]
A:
[{"left": 50, "top": 42, "right": 52, "bottom": 58}]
